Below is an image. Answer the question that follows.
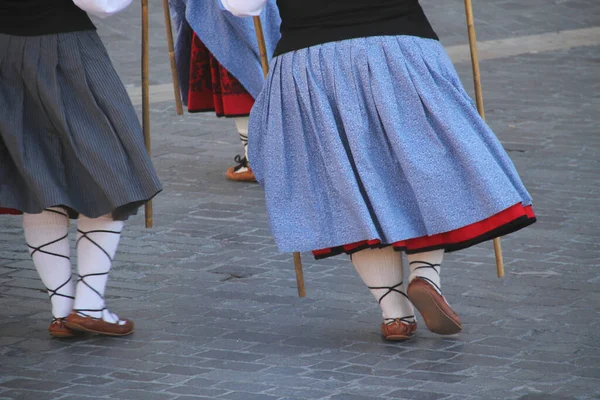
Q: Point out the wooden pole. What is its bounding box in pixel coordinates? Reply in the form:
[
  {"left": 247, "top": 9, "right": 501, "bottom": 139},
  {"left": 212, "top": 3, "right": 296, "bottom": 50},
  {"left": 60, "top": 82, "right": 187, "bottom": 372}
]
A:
[
  {"left": 142, "top": 0, "right": 153, "bottom": 228},
  {"left": 162, "top": 0, "right": 184, "bottom": 115},
  {"left": 253, "top": 17, "right": 270, "bottom": 78},
  {"left": 464, "top": 0, "right": 504, "bottom": 278},
  {"left": 294, "top": 252, "right": 306, "bottom": 298},
  {"left": 252, "top": 15, "right": 306, "bottom": 297}
]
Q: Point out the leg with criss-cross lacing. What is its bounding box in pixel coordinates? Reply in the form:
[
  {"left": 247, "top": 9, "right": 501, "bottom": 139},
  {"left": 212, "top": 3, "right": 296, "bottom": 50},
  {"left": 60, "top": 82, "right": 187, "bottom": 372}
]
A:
[
  {"left": 23, "top": 208, "right": 74, "bottom": 318},
  {"left": 352, "top": 247, "right": 417, "bottom": 340},
  {"left": 235, "top": 117, "right": 250, "bottom": 162},
  {"left": 23, "top": 208, "right": 76, "bottom": 337},
  {"left": 408, "top": 250, "right": 444, "bottom": 294},
  {"left": 406, "top": 250, "right": 462, "bottom": 335},
  {"left": 226, "top": 117, "right": 256, "bottom": 182},
  {"left": 65, "top": 214, "right": 133, "bottom": 335}
]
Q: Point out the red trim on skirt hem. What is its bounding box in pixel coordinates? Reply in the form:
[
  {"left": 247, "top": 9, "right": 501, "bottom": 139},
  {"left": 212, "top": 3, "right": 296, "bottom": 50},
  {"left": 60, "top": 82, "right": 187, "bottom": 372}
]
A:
[
  {"left": 187, "top": 109, "right": 251, "bottom": 118},
  {"left": 312, "top": 204, "right": 536, "bottom": 260},
  {"left": 0, "top": 208, "right": 21, "bottom": 215}
]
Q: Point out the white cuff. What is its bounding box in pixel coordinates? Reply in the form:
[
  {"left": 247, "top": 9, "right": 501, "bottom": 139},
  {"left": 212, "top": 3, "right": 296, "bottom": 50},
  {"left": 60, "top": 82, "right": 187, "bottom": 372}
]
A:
[{"left": 220, "top": 0, "right": 267, "bottom": 17}]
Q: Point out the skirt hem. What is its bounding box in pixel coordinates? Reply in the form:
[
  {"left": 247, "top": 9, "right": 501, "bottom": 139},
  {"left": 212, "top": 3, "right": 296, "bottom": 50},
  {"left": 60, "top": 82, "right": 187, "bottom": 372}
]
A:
[
  {"left": 187, "top": 108, "right": 251, "bottom": 118},
  {"left": 312, "top": 204, "right": 536, "bottom": 260},
  {"left": 0, "top": 189, "right": 162, "bottom": 221}
]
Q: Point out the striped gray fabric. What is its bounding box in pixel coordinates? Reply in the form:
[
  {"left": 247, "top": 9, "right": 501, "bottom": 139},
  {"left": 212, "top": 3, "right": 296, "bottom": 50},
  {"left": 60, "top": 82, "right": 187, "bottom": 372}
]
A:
[{"left": 0, "top": 31, "right": 162, "bottom": 220}]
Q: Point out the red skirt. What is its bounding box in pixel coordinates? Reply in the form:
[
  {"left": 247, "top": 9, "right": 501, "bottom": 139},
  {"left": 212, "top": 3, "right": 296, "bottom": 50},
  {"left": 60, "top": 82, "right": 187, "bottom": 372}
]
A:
[
  {"left": 188, "top": 33, "right": 254, "bottom": 117},
  {"left": 313, "top": 204, "right": 536, "bottom": 259}
]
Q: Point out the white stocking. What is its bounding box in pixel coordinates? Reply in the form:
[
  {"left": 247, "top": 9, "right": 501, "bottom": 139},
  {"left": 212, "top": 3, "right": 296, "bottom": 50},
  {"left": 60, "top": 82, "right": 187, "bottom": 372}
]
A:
[
  {"left": 74, "top": 214, "right": 124, "bottom": 324},
  {"left": 352, "top": 247, "right": 415, "bottom": 325},
  {"left": 23, "top": 208, "right": 74, "bottom": 319},
  {"left": 408, "top": 249, "right": 444, "bottom": 295},
  {"left": 234, "top": 116, "right": 250, "bottom": 162}
]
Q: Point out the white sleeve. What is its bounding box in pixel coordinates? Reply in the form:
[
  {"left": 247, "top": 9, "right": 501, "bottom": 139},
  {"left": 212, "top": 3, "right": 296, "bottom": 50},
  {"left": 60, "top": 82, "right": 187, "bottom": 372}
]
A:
[{"left": 220, "top": 0, "right": 267, "bottom": 17}]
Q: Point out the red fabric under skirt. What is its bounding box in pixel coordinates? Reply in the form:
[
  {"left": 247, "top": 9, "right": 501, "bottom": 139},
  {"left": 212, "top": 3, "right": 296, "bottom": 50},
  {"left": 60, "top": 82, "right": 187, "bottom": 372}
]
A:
[
  {"left": 0, "top": 208, "right": 21, "bottom": 215},
  {"left": 188, "top": 33, "right": 254, "bottom": 117},
  {"left": 313, "top": 204, "right": 536, "bottom": 259}
]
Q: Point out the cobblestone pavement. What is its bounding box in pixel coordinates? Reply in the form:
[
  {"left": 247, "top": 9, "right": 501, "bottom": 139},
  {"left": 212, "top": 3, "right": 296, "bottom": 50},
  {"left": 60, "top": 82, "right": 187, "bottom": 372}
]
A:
[{"left": 1, "top": 1, "right": 599, "bottom": 399}]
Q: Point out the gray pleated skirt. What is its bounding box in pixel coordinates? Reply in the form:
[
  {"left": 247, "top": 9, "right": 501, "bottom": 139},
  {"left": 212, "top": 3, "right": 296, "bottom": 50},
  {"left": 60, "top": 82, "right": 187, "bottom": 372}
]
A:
[{"left": 0, "top": 31, "right": 162, "bottom": 220}]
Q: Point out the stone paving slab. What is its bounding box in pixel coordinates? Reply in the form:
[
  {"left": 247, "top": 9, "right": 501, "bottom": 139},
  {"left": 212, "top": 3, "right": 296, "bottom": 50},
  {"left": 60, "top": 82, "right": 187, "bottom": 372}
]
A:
[{"left": 1, "top": 1, "right": 600, "bottom": 400}]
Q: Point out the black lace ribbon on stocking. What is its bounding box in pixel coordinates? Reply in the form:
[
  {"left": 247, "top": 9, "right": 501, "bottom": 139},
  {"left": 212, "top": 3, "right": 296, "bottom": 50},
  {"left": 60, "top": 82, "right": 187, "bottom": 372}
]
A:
[
  {"left": 26, "top": 209, "right": 75, "bottom": 313},
  {"left": 233, "top": 154, "right": 250, "bottom": 172},
  {"left": 73, "top": 228, "right": 120, "bottom": 319},
  {"left": 409, "top": 261, "right": 441, "bottom": 293},
  {"left": 368, "top": 281, "right": 415, "bottom": 325}
]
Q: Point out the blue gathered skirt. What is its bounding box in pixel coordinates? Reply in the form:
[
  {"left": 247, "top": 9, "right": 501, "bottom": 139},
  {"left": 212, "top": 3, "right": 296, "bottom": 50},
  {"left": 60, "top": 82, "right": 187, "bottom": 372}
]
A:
[{"left": 248, "top": 35, "right": 534, "bottom": 255}]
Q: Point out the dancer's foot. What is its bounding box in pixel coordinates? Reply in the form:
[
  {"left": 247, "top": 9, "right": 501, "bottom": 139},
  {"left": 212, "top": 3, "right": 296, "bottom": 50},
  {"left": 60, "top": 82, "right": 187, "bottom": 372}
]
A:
[
  {"left": 49, "top": 318, "right": 76, "bottom": 338},
  {"left": 226, "top": 155, "right": 257, "bottom": 182},
  {"left": 65, "top": 310, "right": 134, "bottom": 336},
  {"left": 352, "top": 247, "right": 417, "bottom": 341},
  {"left": 407, "top": 277, "right": 462, "bottom": 335},
  {"left": 381, "top": 318, "right": 417, "bottom": 341}
]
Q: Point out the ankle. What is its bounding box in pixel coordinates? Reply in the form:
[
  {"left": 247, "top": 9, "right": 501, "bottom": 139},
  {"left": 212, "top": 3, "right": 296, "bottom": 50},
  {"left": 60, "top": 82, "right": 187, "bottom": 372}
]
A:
[
  {"left": 408, "top": 250, "right": 444, "bottom": 294},
  {"left": 369, "top": 282, "right": 415, "bottom": 324}
]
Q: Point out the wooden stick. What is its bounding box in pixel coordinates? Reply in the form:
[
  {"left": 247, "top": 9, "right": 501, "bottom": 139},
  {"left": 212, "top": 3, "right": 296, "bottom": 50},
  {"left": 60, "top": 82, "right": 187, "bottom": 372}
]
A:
[
  {"left": 162, "top": 0, "right": 184, "bottom": 115},
  {"left": 464, "top": 0, "right": 504, "bottom": 278},
  {"left": 253, "top": 16, "right": 270, "bottom": 78},
  {"left": 252, "top": 15, "right": 306, "bottom": 296},
  {"left": 294, "top": 252, "right": 306, "bottom": 298},
  {"left": 493, "top": 237, "right": 504, "bottom": 278},
  {"left": 142, "top": 0, "right": 153, "bottom": 228}
]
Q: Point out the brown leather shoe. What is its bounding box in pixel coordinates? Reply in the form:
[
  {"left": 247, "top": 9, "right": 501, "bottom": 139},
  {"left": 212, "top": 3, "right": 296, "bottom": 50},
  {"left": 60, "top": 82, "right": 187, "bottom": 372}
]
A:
[
  {"left": 226, "top": 155, "right": 257, "bottom": 182},
  {"left": 65, "top": 311, "right": 134, "bottom": 336},
  {"left": 381, "top": 318, "right": 417, "bottom": 341},
  {"left": 226, "top": 166, "right": 257, "bottom": 182},
  {"left": 407, "top": 277, "right": 462, "bottom": 335},
  {"left": 49, "top": 318, "right": 76, "bottom": 338}
]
